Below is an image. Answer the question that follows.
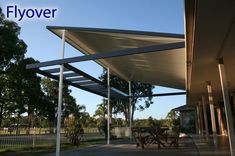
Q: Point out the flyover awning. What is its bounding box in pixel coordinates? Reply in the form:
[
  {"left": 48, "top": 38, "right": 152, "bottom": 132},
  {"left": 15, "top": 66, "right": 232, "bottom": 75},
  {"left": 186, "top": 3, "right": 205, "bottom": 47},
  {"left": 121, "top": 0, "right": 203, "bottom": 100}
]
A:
[{"left": 46, "top": 26, "right": 186, "bottom": 90}]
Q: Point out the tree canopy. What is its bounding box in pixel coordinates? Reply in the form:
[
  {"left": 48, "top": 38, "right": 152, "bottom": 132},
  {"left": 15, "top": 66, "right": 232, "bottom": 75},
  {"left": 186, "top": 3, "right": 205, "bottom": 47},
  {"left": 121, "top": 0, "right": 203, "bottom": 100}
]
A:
[
  {"left": 99, "top": 70, "right": 154, "bottom": 125},
  {"left": 0, "top": 10, "right": 29, "bottom": 126},
  {"left": 0, "top": 9, "right": 87, "bottom": 129}
]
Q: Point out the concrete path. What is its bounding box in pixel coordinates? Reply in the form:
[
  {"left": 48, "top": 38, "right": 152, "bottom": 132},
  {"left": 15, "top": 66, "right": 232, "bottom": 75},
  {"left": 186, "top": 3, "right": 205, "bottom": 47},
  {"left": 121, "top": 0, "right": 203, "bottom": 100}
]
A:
[
  {"left": 52, "top": 144, "right": 198, "bottom": 156},
  {"left": 46, "top": 135, "right": 230, "bottom": 156}
]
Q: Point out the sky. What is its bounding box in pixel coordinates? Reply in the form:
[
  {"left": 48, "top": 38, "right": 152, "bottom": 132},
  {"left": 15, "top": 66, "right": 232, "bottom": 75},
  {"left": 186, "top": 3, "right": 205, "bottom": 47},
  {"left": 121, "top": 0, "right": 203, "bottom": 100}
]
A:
[{"left": 1, "top": 0, "right": 185, "bottom": 119}]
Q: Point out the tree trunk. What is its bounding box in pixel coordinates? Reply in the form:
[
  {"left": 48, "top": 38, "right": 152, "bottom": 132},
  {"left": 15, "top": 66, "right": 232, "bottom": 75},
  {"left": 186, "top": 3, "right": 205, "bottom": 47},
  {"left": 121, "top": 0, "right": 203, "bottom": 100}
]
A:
[
  {"left": 27, "top": 112, "right": 32, "bottom": 135},
  {"left": 124, "top": 112, "right": 128, "bottom": 126},
  {"left": 39, "top": 117, "right": 42, "bottom": 135},
  {"left": 124, "top": 106, "right": 129, "bottom": 126},
  {"left": 0, "top": 102, "right": 4, "bottom": 127},
  {"left": 131, "top": 104, "right": 135, "bottom": 126},
  {"left": 109, "top": 105, "right": 112, "bottom": 124},
  {"left": 16, "top": 113, "right": 20, "bottom": 135},
  {"left": 48, "top": 118, "right": 54, "bottom": 134}
]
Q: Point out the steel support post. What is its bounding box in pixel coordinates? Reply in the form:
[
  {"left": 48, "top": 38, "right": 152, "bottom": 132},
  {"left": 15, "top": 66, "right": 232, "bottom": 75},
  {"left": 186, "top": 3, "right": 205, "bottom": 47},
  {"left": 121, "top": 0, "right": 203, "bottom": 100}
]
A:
[
  {"left": 56, "top": 30, "right": 66, "bottom": 156},
  {"left": 129, "top": 81, "right": 132, "bottom": 129},
  {"left": 129, "top": 81, "right": 132, "bottom": 139},
  {"left": 218, "top": 59, "right": 235, "bottom": 156},
  {"left": 207, "top": 82, "right": 218, "bottom": 146},
  {"left": 199, "top": 101, "right": 204, "bottom": 135},
  {"left": 202, "top": 96, "right": 210, "bottom": 143},
  {"left": 107, "top": 68, "right": 110, "bottom": 145},
  {"left": 217, "top": 106, "right": 226, "bottom": 136},
  {"left": 196, "top": 104, "right": 201, "bottom": 135}
]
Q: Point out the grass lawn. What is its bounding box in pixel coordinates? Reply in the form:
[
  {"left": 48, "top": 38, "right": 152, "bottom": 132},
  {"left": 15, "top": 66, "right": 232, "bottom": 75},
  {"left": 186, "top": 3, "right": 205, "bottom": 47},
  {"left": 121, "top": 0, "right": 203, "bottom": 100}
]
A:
[
  {"left": 0, "top": 137, "right": 108, "bottom": 156},
  {"left": 0, "top": 142, "right": 88, "bottom": 156},
  {"left": 0, "top": 134, "right": 125, "bottom": 155},
  {"left": 0, "top": 137, "right": 128, "bottom": 156}
]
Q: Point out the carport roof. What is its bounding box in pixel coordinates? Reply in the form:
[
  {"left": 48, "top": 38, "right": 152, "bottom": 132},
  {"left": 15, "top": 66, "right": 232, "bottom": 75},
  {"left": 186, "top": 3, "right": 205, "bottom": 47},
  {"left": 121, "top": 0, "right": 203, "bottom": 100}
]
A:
[{"left": 46, "top": 26, "right": 186, "bottom": 90}]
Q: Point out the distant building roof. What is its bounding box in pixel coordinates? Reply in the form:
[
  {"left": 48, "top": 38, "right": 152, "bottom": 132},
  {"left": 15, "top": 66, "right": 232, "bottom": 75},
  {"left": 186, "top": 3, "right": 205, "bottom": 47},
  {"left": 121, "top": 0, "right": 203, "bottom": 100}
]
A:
[{"left": 172, "top": 105, "right": 195, "bottom": 112}]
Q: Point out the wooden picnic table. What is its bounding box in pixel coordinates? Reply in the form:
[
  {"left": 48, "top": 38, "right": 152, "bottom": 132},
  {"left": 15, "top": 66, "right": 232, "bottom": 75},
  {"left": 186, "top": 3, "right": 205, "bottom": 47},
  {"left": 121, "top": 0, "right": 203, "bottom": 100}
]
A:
[{"left": 132, "top": 126, "right": 179, "bottom": 149}]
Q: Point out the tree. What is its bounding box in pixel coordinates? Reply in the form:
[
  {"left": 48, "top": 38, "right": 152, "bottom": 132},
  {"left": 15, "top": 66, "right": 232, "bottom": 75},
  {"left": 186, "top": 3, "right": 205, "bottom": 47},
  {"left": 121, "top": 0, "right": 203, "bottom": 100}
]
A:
[
  {"left": 63, "top": 95, "right": 86, "bottom": 120},
  {"left": 41, "top": 78, "right": 70, "bottom": 132},
  {"left": 41, "top": 78, "right": 88, "bottom": 132},
  {"left": 64, "top": 116, "right": 84, "bottom": 146},
  {"left": 0, "top": 9, "right": 26, "bottom": 69},
  {"left": 63, "top": 94, "right": 89, "bottom": 127},
  {"left": 166, "top": 111, "right": 180, "bottom": 127},
  {"left": 99, "top": 71, "right": 154, "bottom": 125},
  {"left": 0, "top": 9, "right": 27, "bottom": 126},
  {"left": 94, "top": 100, "right": 108, "bottom": 134},
  {"left": 94, "top": 99, "right": 107, "bottom": 119},
  {"left": 6, "top": 58, "right": 41, "bottom": 130}
]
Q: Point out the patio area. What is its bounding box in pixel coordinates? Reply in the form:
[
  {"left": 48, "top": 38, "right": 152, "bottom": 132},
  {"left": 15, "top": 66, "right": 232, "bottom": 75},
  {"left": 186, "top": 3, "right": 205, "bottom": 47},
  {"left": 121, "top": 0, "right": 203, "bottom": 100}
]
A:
[{"left": 46, "top": 135, "right": 230, "bottom": 156}]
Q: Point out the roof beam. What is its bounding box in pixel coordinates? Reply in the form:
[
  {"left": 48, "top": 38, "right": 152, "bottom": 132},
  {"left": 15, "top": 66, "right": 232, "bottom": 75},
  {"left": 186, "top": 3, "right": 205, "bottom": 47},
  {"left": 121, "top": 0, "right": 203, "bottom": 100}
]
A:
[
  {"left": 43, "top": 68, "right": 69, "bottom": 73},
  {"left": 111, "top": 87, "right": 128, "bottom": 97},
  {"left": 26, "top": 42, "right": 185, "bottom": 69},
  {"left": 75, "top": 81, "right": 95, "bottom": 86},
  {"left": 85, "top": 85, "right": 106, "bottom": 90},
  {"left": 130, "top": 92, "right": 186, "bottom": 98},
  {"left": 80, "top": 83, "right": 99, "bottom": 86},
  {"left": 66, "top": 77, "right": 88, "bottom": 82},
  {"left": 57, "top": 72, "right": 80, "bottom": 78},
  {"left": 64, "top": 63, "right": 103, "bottom": 84}
]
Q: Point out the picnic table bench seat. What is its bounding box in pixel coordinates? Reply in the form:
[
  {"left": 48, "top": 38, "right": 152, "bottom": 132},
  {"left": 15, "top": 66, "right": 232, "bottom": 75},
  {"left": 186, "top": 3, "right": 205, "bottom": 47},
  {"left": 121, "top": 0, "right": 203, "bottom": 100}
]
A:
[{"left": 131, "top": 126, "right": 180, "bottom": 149}]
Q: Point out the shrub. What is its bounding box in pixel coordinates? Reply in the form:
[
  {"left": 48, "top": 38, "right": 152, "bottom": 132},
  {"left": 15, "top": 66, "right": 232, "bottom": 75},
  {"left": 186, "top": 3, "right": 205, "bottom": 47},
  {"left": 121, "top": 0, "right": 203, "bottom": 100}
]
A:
[{"left": 64, "top": 116, "right": 84, "bottom": 146}]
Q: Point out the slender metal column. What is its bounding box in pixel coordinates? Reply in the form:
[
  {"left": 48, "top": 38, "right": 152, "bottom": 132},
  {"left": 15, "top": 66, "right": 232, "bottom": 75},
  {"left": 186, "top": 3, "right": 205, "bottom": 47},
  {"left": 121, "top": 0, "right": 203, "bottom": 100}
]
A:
[
  {"left": 128, "top": 81, "right": 132, "bottom": 139},
  {"left": 56, "top": 30, "right": 66, "bottom": 156},
  {"left": 107, "top": 68, "right": 110, "bottom": 145},
  {"left": 232, "top": 95, "right": 235, "bottom": 115},
  {"left": 217, "top": 106, "right": 226, "bottom": 136},
  {"left": 218, "top": 59, "right": 235, "bottom": 156},
  {"left": 207, "top": 82, "right": 218, "bottom": 146},
  {"left": 199, "top": 101, "right": 204, "bottom": 136},
  {"left": 129, "top": 81, "right": 132, "bottom": 129},
  {"left": 196, "top": 104, "right": 201, "bottom": 135},
  {"left": 202, "top": 96, "right": 210, "bottom": 143}
]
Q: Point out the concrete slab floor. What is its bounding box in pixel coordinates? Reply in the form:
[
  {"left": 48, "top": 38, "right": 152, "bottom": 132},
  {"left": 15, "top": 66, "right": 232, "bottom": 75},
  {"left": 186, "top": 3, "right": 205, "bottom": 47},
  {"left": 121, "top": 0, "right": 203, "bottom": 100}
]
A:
[{"left": 46, "top": 135, "right": 231, "bottom": 156}]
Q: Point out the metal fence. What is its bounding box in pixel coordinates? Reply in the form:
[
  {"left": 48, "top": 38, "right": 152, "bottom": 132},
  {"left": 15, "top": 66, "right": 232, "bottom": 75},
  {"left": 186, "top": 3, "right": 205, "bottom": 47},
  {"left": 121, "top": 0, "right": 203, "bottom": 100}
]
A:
[
  {"left": 0, "top": 127, "right": 131, "bottom": 150},
  {"left": 0, "top": 127, "right": 62, "bottom": 149},
  {"left": 0, "top": 127, "right": 103, "bottom": 150}
]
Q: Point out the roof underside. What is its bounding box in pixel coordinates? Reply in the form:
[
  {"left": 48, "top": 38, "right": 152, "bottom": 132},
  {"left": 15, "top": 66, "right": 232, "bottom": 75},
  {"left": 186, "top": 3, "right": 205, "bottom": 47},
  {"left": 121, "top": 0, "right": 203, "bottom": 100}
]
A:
[
  {"left": 47, "top": 27, "right": 186, "bottom": 90},
  {"left": 185, "top": 0, "right": 235, "bottom": 104}
]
